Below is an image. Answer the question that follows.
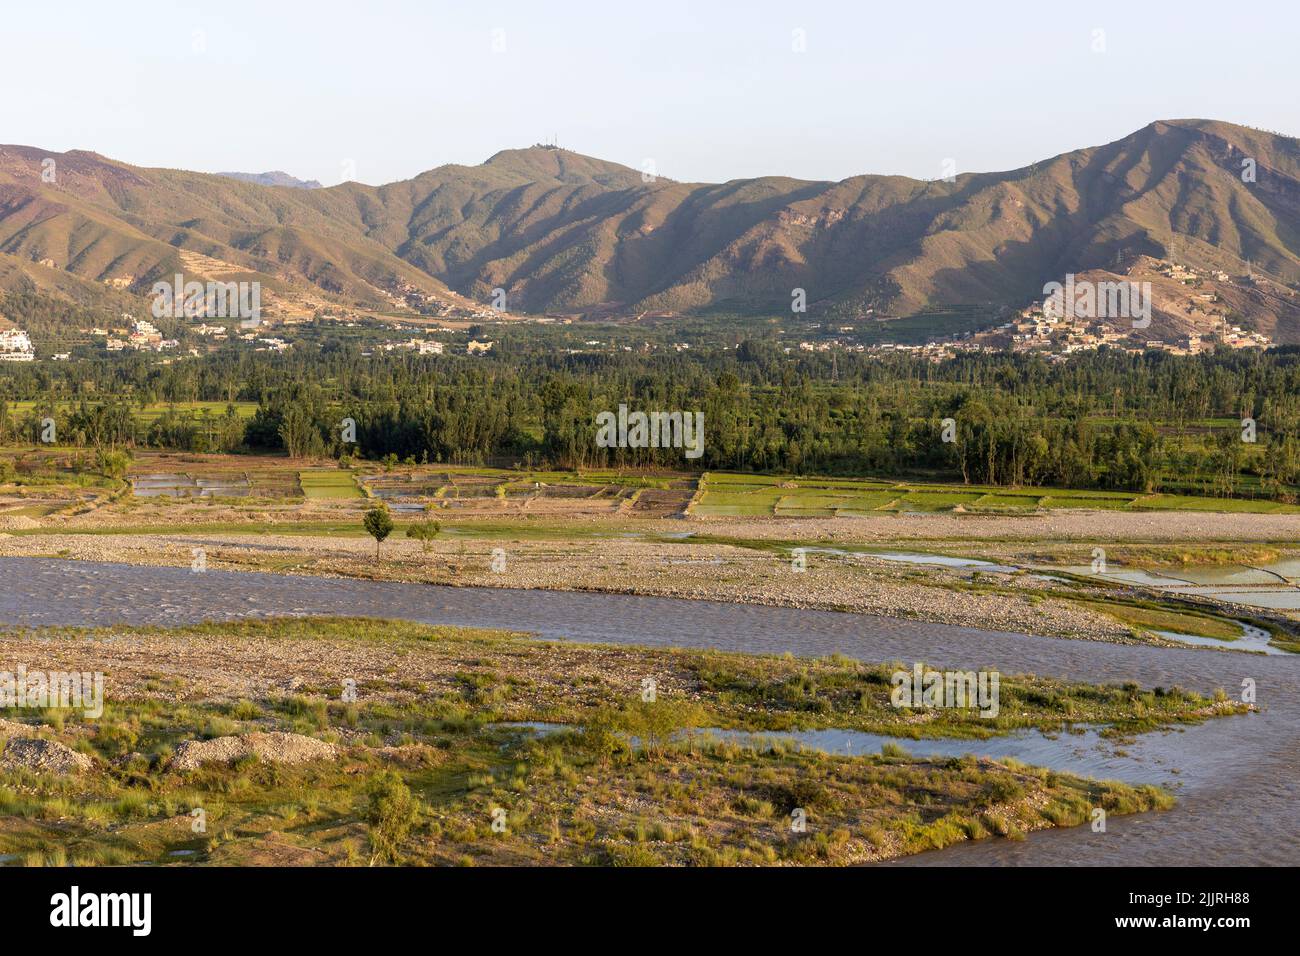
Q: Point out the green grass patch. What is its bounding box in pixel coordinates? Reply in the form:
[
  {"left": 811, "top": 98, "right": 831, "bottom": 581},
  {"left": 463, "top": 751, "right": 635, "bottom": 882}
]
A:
[{"left": 1084, "top": 601, "right": 1245, "bottom": 641}]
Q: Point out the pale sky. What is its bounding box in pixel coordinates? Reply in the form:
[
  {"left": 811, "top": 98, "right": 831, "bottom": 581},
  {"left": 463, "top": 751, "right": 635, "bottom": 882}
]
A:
[{"left": 7, "top": 0, "right": 1297, "bottom": 186}]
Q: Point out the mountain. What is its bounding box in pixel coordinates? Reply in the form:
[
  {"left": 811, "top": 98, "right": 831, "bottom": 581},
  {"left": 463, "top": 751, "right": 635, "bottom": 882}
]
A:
[
  {"left": 1, "top": 121, "right": 1298, "bottom": 336},
  {"left": 217, "top": 171, "right": 323, "bottom": 189},
  {"left": 0, "top": 145, "right": 470, "bottom": 319}
]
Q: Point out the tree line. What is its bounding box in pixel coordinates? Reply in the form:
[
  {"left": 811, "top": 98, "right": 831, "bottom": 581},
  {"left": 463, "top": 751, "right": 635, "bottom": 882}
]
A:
[{"left": 4, "top": 340, "right": 1300, "bottom": 500}]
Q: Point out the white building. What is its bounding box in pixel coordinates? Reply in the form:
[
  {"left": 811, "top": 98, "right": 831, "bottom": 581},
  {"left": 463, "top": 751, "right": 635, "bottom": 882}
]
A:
[{"left": 0, "top": 329, "right": 35, "bottom": 362}]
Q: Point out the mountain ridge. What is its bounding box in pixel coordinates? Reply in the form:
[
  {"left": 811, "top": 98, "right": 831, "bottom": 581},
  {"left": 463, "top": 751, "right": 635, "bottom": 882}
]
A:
[
  {"left": 1, "top": 119, "right": 1297, "bottom": 332},
  {"left": 217, "top": 170, "right": 324, "bottom": 189}
]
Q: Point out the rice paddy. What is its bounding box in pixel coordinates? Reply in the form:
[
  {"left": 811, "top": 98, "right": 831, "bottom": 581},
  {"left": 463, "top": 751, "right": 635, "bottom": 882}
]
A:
[{"left": 692, "top": 474, "right": 1300, "bottom": 517}]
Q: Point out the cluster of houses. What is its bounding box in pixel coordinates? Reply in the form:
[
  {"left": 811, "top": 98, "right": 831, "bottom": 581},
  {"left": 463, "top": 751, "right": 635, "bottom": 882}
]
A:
[
  {"left": 380, "top": 281, "right": 504, "bottom": 320},
  {"left": 994, "top": 303, "right": 1271, "bottom": 357},
  {"left": 1215, "top": 325, "right": 1272, "bottom": 349},
  {"left": 794, "top": 340, "right": 964, "bottom": 362},
  {"left": 364, "top": 337, "right": 494, "bottom": 356},
  {"left": 379, "top": 338, "right": 445, "bottom": 355},
  {"left": 88, "top": 317, "right": 291, "bottom": 354},
  {"left": 190, "top": 324, "right": 290, "bottom": 351},
  {"left": 102, "top": 319, "right": 180, "bottom": 353}
]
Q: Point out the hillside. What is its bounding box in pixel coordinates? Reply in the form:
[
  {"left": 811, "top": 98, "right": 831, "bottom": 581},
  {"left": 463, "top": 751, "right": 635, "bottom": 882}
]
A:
[
  {"left": 0, "top": 145, "right": 471, "bottom": 320},
  {"left": 1, "top": 120, "right": 1297, "bottom": 334}
]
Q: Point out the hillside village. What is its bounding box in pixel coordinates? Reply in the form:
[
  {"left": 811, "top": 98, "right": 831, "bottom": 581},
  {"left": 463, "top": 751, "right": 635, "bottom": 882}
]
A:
[
  {"left": 791, "top": 258, "right": 1277, "bottom": 363},
  {"left": 992, "top": 258, "right": 1274, "bottom": 356}
]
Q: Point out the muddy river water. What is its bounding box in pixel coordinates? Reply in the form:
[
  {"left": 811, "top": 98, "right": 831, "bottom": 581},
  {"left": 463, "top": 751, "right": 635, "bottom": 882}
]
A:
[{"left": 0, "top": 556, "right": 1295, "bottom": 866}]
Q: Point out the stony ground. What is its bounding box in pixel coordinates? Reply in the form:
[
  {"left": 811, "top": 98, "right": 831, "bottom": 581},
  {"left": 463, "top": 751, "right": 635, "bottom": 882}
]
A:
[
  {"left": 24, "top": 495, "right": 1300, "bottom": 540},
  {"left": 0, "top": 527, "right": 1139, "bottom": 642},
  {"left": 5, "top": 504, "right": 1298, "bottom": 646}
]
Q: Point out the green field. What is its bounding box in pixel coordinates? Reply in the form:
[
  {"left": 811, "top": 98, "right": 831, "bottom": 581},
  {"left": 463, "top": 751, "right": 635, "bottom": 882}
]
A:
[
  {"left": 4, "top": 401, "right": 259, "bottom": 423},
  {"left": 895, "top": 491, "right": 984, "bottom": 512},
  {"left": 693, "top": 473, "right": 1300, "bottom": 517},
  {"left": 298, "top": 469, "right": 363, "bottom": 499},
  {"left": 1132, "top": 493, "right": 1300, "bottom": 514},
  {"left": 1039, "top": 495, "right": 1136, "bottom": 510}
]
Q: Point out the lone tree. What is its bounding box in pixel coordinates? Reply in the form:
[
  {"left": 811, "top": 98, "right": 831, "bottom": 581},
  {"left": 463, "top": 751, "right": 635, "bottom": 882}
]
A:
[
  {"left": 405, "top": 516, "right": 441, "bottom": 553},
  {"left": 363, "top": 503, "right": 394, "bottom": 559}
]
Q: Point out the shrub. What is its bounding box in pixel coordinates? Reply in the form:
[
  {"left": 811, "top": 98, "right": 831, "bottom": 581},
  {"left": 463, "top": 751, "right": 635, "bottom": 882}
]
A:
[
  {"left": 406, "top": 518, "right": 441, "bottom": 553},
  {"left": 365, "top": 771, "right": 417, "bottom": 864}
]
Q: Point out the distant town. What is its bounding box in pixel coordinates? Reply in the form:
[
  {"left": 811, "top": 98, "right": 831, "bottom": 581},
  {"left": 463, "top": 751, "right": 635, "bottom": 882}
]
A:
[
  {"left": 0, "top": 256, "right": 1280, "bottom": 365},
  {"left": 0, "top": 314, "right": 498, "bottom": 363}
]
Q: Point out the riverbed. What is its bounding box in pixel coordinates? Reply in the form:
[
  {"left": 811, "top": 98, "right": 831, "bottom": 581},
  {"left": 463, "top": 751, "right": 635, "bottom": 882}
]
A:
[{"left": 0, "top": 556, "right": 1295, "bottom": 866}]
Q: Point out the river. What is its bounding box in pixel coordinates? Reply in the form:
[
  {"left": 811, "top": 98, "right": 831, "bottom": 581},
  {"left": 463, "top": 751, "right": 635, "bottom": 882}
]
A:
[{"left": 0, "top": 556, "right": 1295, "bottom": 866}]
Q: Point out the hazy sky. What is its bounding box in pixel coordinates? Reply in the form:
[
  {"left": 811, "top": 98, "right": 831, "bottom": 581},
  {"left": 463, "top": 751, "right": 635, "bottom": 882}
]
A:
[{"left": 9, "top": 0, "right": 1296, "bottom": 186}]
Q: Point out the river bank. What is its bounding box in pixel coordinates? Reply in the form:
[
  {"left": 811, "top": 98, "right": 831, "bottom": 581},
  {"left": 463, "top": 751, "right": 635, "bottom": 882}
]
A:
[{"left": 0, "top": 617, "right": 1225, "bottom": 867}]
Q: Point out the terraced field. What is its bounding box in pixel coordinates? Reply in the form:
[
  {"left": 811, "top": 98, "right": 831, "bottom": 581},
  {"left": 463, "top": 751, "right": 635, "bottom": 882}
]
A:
[
  {"left": 124, "top": 454, "right": 306, "bottom": 499},
  {"left": 15, "top": 448, "right": 1298, "bottom": 520},
  {"left": 130, "top": 472, "right": 252, "bottom": 498},
  {"left": 692, "top": 473, "right": 1300, "bottom": 517}
]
